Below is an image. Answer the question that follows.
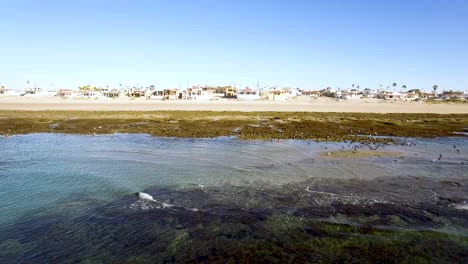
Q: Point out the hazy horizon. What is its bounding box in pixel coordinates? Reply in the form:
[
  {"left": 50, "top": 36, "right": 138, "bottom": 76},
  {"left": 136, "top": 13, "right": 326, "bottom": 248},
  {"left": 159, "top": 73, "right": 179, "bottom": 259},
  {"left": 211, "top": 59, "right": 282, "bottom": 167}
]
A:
[{"left": 1, "top": 0, "right": 467, "bottom": 91}]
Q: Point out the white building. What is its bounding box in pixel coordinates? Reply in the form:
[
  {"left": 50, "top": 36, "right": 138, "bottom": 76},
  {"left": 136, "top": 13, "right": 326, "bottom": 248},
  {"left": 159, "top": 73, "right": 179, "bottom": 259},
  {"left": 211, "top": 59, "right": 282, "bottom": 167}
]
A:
[
  {"left": 0, "top": 86, "right": 22, "bottom": 96},
  {"left": 186, "top": 87, "right": 213, "bottom": 100},
  {"left": 340, "top": 90, "right": 361, "bottom": 100},
  {"left": 22, "top": 88, "right": 51, "bottom": 97},
  {"left": 267, "top": 87, "right": 290, "bottom": 101},
  {"left": 80, "top": 90, "right": 103, "bottom": 99},
  {"left": 362, "top": 89, "right": 377, "bottom": 98},
  {"left": 237, "top": 88, "right": 260, "bottom": 100}
]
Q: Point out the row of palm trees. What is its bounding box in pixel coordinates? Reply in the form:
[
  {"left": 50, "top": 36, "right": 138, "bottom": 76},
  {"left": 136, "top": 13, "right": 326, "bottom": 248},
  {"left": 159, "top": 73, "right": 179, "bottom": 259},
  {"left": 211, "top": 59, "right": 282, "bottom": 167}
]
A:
[
  {"left": 350, "top": 83, "right": 439, "bottom": 93},
  {"left": 26, "top": 80, "right": 441, "bottom": 93}
]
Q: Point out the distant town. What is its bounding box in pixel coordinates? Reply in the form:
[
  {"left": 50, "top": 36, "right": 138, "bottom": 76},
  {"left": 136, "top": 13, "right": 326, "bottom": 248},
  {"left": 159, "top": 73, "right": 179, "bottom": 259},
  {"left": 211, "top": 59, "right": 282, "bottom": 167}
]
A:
[{"left": 1, "top": 82, "right": 467, "bottom": 102}]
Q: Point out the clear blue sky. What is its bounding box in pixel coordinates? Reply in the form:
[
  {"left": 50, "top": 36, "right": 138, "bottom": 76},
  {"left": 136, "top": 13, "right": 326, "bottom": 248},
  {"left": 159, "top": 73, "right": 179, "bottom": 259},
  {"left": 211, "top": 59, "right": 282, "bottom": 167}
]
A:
[{"left": 1, "top": 0, "right": 467, "bottom": 91}]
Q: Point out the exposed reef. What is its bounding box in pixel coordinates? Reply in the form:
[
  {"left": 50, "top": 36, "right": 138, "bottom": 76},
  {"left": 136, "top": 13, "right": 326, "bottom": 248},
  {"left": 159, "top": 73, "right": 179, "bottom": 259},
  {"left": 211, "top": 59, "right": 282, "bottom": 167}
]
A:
[{"left": 1, "top": 111, "right": 467, "bottom": 143}]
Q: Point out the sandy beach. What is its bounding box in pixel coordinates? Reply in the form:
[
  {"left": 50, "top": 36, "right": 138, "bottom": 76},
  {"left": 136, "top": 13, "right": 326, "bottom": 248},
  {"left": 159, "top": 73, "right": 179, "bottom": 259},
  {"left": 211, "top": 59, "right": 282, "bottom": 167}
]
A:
[{"left": 0, "top": 96, "right": 467, "bottom": 113}]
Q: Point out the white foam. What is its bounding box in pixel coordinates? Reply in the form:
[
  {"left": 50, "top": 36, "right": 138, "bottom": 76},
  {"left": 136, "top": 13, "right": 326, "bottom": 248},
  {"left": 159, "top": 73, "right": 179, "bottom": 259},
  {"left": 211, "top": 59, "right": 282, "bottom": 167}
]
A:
[
  {"left": 305, "top": 185, "right": 389, "bottom": 206},
  {"left": 161, "top": 202, "right": 174, "bottom": 208},
  {"left": 453, "top": 203, "right": 468, "bottom": 211},
  {"left": 130, "top": 192, "right": 175, "bottom": 210},
  {"left": 138, "top": 192, "right": 155, "bottom": 201}
]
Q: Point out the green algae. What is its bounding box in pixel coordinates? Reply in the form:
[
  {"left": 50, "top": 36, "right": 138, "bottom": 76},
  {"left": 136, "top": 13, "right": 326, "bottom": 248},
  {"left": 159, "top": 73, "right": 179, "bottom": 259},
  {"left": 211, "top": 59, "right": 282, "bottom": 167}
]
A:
[
  {"left": 2, "top": 192, "right": 467, "bottom": 263},
  {"left": 0, "top": 111, "right": 467, "bottom": 142},
  {"left": 2, "top": 175, "right": 467, "bottom": 263}
]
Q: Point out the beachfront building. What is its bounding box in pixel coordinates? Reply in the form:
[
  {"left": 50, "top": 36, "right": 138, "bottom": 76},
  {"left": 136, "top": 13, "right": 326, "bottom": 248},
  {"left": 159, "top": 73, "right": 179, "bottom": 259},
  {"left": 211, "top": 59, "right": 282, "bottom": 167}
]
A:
[
  {"left": 76, "top": 85, "right": 103, "bottom": 98},
  {"left": 204, "top": 86, "right": 218, "bottom": 94},
  {"left": 439, "top": 91, "right": 465, "bottom": 100},
  {"left": 58, "top": 89, "right": 77, "bottom": 97},
  {"left": 375, "top": 90, "right": 390, "bottom": 100},
  {"left": 319, "top": 87, "right": 338, "bottom": 98},
  {"left": 148, "top": 88, "right": 184, "bottom": 100},
  {"left": 289, "top": 87, "right": 302, "bottom": 97},
  {"left": 186, "top": 86, "right": 213, "bottom": 100},
  {"left": 340, "top": 90, "right": 361, "bottom": 100},
  {"left": 300, "top": 90, "right": 321, "bottom": 97},
  {"left": 22, "top": 87, "right": 44, "bottom": 96},
  {"left": 0, "top": 85, "right": 22, "bottom": 96},
  {"left": 102, "top": 89, "right": 120, "bottom": 98},
  {"left": 163, "top": 89, "right": 183, "bottom": 100},
  {"left": 267, "top": 87, "right": 290, "bottom": 101},
  {"left": 237, "top": 87, "right": 260, "bottom": 100},
  {"left": 128, "top": 88, "right": 147, "bottom": 98},
  {"left": 149, "top": 90, "right": 164, "bottom": 100},
  {"left": 80, "top": 89, "right": 102, "bottom": 99},
  {"left": 224, "top": 86, "right": 236, "bottom": 98},
  {"left": 405, "top": 91, "right": 420, "bottom": 101},
  {"left": 385, "top": 91, "right": 407, "bottom": 100},
  {"left": 362, "top": 88, "right": 377, "bottom": 98},
  {"left": 422, "top": 92, "right": 437, "bottom": 99},
  {"left": 22, "top": 87, "right": 57, "bottom": 96},
  {"left": 118, "top": 89, "right": 130, "bottom": 98}
]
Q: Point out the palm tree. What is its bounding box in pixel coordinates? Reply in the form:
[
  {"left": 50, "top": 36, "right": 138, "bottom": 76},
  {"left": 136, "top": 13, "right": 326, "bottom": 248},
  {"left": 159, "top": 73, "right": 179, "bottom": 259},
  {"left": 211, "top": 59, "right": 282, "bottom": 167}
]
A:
[
  {"left": 27, "top": 80, "right": 30, "bottom": 89},
  {"left": 402, "top": 85, "right": 407, "bottom": 91},
  {"left": 433, "top": 85, "right": 438, "bottom": 94},
  {"left": 392, "top": 83, "right": 397, "bottom": 91},
  {"left": 352, "top": 84, "right": 355, "bottom": 89},
  {"left": 356, "top": 85, "right": 360, "bottom": 90}
]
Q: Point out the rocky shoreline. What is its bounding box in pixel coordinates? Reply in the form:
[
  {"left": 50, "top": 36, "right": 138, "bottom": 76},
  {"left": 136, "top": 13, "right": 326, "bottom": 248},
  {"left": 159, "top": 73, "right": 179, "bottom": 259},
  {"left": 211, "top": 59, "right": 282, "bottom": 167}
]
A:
[{"left": 1, "top": 111, "right": 467, "bottom": 143}]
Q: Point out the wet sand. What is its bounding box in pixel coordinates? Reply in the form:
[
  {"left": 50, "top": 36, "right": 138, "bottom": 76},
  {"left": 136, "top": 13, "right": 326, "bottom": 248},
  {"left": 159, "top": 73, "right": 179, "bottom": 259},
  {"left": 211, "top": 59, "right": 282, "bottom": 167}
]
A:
[{"left": 0, "top": 96, "right": 467, "bottom": 113}]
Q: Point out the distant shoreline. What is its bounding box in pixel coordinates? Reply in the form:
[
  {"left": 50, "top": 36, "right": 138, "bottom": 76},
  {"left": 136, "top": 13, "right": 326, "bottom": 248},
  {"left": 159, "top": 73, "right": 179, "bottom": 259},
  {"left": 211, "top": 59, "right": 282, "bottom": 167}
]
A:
[{"left": 0, "top": 96, "right": 467, "bottom": 113}]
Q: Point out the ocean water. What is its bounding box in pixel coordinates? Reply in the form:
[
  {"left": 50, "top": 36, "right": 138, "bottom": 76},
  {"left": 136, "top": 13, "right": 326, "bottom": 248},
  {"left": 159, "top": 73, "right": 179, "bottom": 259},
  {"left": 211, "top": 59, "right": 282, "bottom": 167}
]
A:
[{"left": 0, "top": 134, "right": 467, "bottom": 263}]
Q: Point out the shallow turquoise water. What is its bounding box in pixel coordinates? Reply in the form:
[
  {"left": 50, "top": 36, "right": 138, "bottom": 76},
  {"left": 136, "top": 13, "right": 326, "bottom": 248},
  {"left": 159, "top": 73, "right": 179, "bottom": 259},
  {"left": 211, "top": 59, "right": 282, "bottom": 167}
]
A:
[
  {"left": 0, "top": 134, "right": 467, "bottom": 263},
  {"left": 0, "top": 134, "right": 466, "bottom": 227}
]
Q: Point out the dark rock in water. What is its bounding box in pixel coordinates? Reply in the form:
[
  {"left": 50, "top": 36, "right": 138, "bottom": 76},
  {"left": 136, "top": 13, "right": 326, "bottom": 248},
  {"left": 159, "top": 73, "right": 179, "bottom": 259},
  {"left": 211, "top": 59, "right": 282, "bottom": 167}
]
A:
[
  {"left": 332, "top": 203, "right": 437, "bottom": 227},
  {"left": 435, "top": 196, "right": 466, "bottom": 205},
  {"left": 294, "top": 206, "right": 335, "bottom": 218},
  {"left": 2, "top": 176, "right": 468, "bottom": 263},
  {"left": 439, "top": 180, "right": 462, "bottom": 187}
]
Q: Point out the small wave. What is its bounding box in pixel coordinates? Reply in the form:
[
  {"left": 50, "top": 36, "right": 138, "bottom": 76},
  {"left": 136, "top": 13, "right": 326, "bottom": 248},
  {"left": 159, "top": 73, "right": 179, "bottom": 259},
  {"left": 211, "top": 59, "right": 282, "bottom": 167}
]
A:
[
  {"left": 129, "top": 199, "right": 174, "bottom": 211},
  {"left": 453, "top": 203, "right": 468, "bottom": 211},
  {"left": 305, "top": 185, "right": 390, "bottom": 206}
]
